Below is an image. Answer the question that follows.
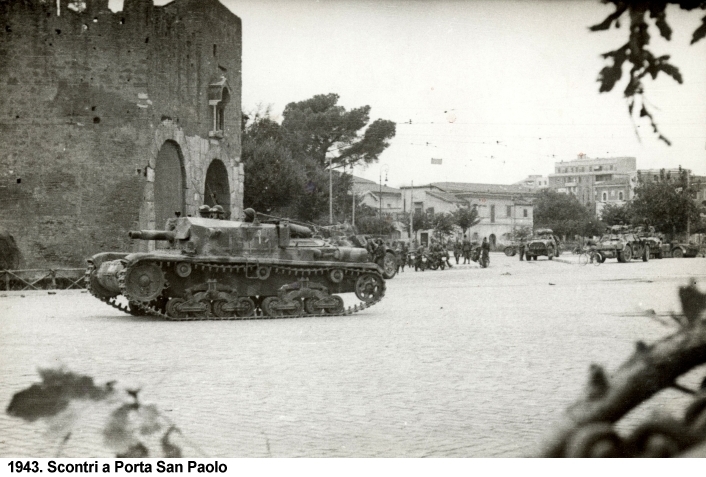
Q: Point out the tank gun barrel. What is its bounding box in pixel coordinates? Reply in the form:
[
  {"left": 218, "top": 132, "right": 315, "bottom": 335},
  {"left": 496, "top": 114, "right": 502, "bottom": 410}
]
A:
[{"left": 128, "top": 230, "right": 176, "bottom": 241}]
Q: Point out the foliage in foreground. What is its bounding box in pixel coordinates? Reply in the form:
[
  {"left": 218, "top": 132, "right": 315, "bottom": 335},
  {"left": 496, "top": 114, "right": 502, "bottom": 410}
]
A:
[{"left": 6, "top": 368, "right": 186, "bottom": 457}]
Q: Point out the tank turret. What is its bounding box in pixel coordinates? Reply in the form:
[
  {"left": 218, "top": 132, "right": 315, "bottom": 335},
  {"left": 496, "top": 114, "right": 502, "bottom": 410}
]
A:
[{"left": 86, "top": 215, "right": 386, "bottom": 320}]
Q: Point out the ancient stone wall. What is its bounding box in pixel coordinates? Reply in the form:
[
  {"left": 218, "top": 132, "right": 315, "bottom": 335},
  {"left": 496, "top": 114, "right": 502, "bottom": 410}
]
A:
[{"left": 0, "top": 0, "right": 242, "bottom": 266}]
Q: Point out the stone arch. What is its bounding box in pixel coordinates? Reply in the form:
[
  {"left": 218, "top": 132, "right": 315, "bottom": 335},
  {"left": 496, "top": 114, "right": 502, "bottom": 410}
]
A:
[
  {"left": 154, "top": 140, "right": 186, "bottom": 229},
  {"left": 489, "top": 233, "right": 497, "bottom": 249},
  {"left": 204, "top": 159, "right": 230, "bottom": 218}
]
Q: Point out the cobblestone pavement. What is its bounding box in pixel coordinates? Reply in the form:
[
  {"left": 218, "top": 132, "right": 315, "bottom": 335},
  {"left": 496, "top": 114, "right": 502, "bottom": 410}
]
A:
[{"left": 1, "top": 254, "right": 705, "bottom": 457}]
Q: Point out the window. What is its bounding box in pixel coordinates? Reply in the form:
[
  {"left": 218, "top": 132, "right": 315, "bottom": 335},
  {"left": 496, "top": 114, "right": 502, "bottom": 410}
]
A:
[
  {"left": 506, "top": 205, "right": 512, "bottom": 217},
  {"left": 208, "top": 77, "right": 231, "bottom": 138},
  {"left": 523, "top": 209, "right": 527, "bottom": 218},
  {"left": 602, "top": 192, "right": 607, "bottom": 201},
  {"left": 490, "top": 205, "right": 495, "bottom": 223}
]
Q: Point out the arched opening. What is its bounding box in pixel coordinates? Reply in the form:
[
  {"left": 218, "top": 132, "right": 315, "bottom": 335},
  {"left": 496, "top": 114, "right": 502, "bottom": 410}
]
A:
[
  {"left": 204, "top": 159, "right": 230, "bottom": 218},
  {"left": 154, "top": 140, "right": 185, "bottom": 232},
  {"left": 602, "top": 192, "right": 607, "bottom": 201},
  {"left": 618, "top": 191, "right": 624, "bottom": 200},
  {"left": 489, "top": 233, "right": 496, "bottom": 250}
]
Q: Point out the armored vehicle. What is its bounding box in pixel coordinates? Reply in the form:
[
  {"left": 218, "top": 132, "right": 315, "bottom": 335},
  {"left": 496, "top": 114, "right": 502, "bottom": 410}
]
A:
[
  {"left": 661, "top": 241, "right": 700, "bottom": 258},
  {"left": 525, "top": 229, "right": 560, "bottom": 261},
  {"left": 633, "top": 226, "right": 664, "bottom": 259},
  {"left": 595, "top": 225, "right": 649, "bottom": 263},
  {"left": 85, "top": 215, "right": 386, "bottom": 320}
]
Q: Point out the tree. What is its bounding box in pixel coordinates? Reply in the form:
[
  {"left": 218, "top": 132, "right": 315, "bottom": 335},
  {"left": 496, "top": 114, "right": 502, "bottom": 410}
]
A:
[
  {"left": 509, "top": 225, "right": 533, "bottom": 242},
  {"left": 533, "top": 189, "right": 596, "bottom": 237},
  {"left": 280, "top": 93, "right": 396, "bottom": 169},
  {"left": 431, "top": 212, "right": 456, "bottom": 239},
  {"left": 599, "top": 202, "right": 634, "bottom": 226},
  {"left": 412, "top": 211, "right": 429, "bottom": 233},
  {"left": 630, "top": 169, "right": 700, "bottom": 237},
  {"left": 591, "top": 1, "right": 706, "bottom": 144},
  {"left": 241, "top": 114, "right": 305, "bottom": 215},
  {"left": 452, "top": 207, "right": 481, "bottom": 235}
]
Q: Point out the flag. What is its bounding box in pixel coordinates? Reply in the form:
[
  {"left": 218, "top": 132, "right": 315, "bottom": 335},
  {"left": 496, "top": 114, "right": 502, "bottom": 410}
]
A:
[{"left": 431, "top": 158, "right": 443, "bottom": 165}]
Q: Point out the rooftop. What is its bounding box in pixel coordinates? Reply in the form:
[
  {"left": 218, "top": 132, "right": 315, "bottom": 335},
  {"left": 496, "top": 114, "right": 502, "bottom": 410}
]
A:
[{"left": 430, "top": 182, "right": 536, "bottom": 195}]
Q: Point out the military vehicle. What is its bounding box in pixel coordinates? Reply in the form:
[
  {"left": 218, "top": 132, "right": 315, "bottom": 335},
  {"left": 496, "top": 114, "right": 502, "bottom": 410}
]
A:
[
  {"left": 661, "top": 242, "right": 700, "bottom": 258},
  {"left": 525, "top": 229, "right": 561, "bottom": 261},
  {"left": 594, "top": 225, "right": 649, "bottom": 263},
  {"left": 85, "top": 215, "right": 386, "bottom": 320},
  {"left": 633, "top": 226, "right": 664, "bottom": 259}
]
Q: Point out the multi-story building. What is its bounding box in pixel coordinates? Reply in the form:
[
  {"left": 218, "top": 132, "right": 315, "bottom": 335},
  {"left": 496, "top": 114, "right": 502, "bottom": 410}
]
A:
[
  {"left": 637, "top": 168, "right": 691, "bottom": 184},
  {"left": 549, "top": 155, "right": 636, "bottom": 213},
  {"left": 0, "top": 0, "right": 243, "bottom": 267}
]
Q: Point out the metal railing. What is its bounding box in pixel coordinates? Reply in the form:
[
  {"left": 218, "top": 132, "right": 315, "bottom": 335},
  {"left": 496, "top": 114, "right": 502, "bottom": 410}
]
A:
[{"left": 1, "top": 268, "right": 86, "bottom": 291}]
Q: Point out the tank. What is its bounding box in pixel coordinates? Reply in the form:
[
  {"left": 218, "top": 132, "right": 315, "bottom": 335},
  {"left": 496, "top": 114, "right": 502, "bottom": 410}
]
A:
[{"left": 85, "top": 216, "right": 386, "bottom": 320}]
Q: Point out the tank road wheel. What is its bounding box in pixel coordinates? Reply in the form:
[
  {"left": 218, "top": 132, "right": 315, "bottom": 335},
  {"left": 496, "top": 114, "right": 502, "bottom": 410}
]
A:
[
  {"left": 262, "top": 297, "right": 302, "bottom": 317},
  {"left": 355, "top": 273, "right": 385, "bottom": 303},
  {"left": 166, "top": 298, "right": 188, "bottom": 318},
  {"left": 212, "top": 300, "right": 234, "bottom": 318},
  {"left": 642, "top": 245, "right": 650, "bottom": 262},
  {"left": 235, "top": 297, "right": 256, "bottom": 317},
  {"left": 381, "top": 252, "right": 398, "bottom": 279},
  {"left": 305, "top": 296, "right": 345, "bottom": 315},
  {"left": 123, "top": 262, "right": 166, "bottom": 302}
]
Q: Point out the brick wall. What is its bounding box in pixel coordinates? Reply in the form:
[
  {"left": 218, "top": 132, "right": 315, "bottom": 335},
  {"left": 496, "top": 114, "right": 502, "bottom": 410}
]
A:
[{"left": 0, "top": 0, "right": 242, "bottom": 267}]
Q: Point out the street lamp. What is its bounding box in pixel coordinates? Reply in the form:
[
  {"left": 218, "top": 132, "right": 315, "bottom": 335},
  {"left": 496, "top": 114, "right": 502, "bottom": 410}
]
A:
[{"left": 379, "top": 165, "right": 389, "bottom": 236}]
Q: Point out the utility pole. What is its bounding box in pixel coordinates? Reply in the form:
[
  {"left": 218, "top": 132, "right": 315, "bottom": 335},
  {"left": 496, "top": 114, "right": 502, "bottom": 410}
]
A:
[
  {"left": 329, "top": 156, "right": 333, "bottom": 225},
  {"left": 352, "top": 190, "right": 355, "bottom": 227},
  {"left": 410, "top": 180, "right": 414, "bottom": 242}
]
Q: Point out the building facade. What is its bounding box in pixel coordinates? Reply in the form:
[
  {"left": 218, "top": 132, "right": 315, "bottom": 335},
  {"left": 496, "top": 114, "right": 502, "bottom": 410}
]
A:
[
  {"left": 549, "top": 155, "right": 636, "bottom": 212},
  {"left": 0, "top": 0, "right": 243, "bottom": 267},
  {"left": 514, "top": 175, "right": 549, "bottom": 189},
  {"left": 431, "top": 182, "right": 535, "bottom": 248}
]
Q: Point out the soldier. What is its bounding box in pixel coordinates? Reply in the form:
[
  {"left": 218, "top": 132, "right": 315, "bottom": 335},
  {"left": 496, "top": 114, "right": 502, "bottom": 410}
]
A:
[
  {"left": 198, "top": 205, "right": 211, "bottom": 218},
  {"left": 462, "top": 235, "right": 472, "bottom": 264},
  {"left": 415, "top": 243, "right": 426, "bottom": 271},
  {"left": 210, "top": 205, "right": 225, "bottom": 220},
  {"left": 243, "top": 208, "right": 256, "bottom": 223},
  {"left": 481, "top": 237, "right": 490, "bottom": 264},
  {"left": 453, "top": 239, "right": 462, "bottom": 264},
  {"left": 518, "top": 238, "right": 526, "bottom": 261}
]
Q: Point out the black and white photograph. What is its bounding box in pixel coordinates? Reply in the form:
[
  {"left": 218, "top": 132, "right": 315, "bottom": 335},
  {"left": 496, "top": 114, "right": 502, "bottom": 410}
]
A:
[{"left": 1, "top": 0, "right": 706, "bottom": 461}]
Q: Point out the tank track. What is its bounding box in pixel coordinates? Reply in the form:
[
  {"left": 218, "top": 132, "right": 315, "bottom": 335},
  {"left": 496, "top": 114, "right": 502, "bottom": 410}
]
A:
[{"left": 86, "top": 261, "right": 385, "bottom": 321}]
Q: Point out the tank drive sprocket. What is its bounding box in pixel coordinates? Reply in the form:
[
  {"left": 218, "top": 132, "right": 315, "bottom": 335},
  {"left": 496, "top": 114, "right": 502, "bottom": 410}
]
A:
[{"left": 119, "top": 262, "right": 166, "bottom": 303}]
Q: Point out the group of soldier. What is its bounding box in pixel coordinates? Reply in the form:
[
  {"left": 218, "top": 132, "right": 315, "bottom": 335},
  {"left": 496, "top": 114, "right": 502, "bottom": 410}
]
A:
[
  {"left": 198, "top": 204, "right": 226, "bottom": 220},
  {"left": 451, "top": 235, "right": 490, "bottom": 264}
]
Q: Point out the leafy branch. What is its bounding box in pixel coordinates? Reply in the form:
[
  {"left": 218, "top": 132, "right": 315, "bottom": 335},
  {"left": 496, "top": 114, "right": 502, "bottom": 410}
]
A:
[{"left": 590, "top": 0, "right": 706, "bottom": 145}]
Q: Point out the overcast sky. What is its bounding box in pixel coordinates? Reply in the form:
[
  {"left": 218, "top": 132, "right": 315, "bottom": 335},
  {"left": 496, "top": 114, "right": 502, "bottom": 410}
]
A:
[{"left": 159, "top": 0, "right": 706, "bottom": 188}]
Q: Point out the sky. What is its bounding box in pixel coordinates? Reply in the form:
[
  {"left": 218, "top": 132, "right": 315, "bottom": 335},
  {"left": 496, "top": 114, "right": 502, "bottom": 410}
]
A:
[{"left": 145, "top": 0, "right": 706, "bottom": 188}]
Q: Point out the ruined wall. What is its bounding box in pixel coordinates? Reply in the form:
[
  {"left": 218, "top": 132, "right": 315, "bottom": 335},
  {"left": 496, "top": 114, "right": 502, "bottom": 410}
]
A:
[{"left": 0, "top": 0, "right": 242, "bottom": 266}]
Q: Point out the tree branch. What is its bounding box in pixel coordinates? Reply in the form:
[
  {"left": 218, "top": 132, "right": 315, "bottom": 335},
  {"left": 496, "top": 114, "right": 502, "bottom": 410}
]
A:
[{"left": 538, "top": 280, "right": 706, "bottom": 457}]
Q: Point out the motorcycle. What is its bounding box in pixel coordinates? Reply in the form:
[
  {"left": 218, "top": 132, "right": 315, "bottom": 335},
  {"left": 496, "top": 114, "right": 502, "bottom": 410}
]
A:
[
  {"left": 470, "top": 246, "right": 490, "bottom": 268},
  {"left": 414, "top": 252, "right": 428, "bottom": 271}
]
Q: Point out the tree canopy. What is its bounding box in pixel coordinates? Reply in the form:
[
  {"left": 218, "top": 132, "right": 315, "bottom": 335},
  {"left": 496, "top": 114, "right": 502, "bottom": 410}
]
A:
[
  {"left": 281, "top": 93, "right": 396, "bottom": 169},
  {"left": 533, "top": 189, "right": 597, "bottom": 237},
  {"left": 241, "top": 95, "right": 395, "bottom": 223},
  {"left": 630, "top": 170, "right": 701, "bottom": 236},
  {"left": 591, "top": 0, "right": 706, "bottom": 144},
  {"left": 452, "top": 207, "right": 481, "bottom": 234}
]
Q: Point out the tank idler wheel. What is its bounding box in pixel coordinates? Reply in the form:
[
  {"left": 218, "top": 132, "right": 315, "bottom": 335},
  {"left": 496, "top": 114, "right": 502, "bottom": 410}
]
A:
[
  {"left": 355, "top": 273, "right": 384, "bottom": 303},
  {"left": 123, "top": 262, "right": 166, "bottom": 302},
  {"left": 261, "top": 296, "right": 302, "bottom": 317},
  {"left": 166, "top": 298, "right": 188, "bottom": 318}
]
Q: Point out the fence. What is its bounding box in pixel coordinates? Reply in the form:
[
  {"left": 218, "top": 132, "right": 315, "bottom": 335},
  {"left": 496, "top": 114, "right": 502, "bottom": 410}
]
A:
[{"left": 1, "top": 268, "right": 86, "bottom": 291}]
